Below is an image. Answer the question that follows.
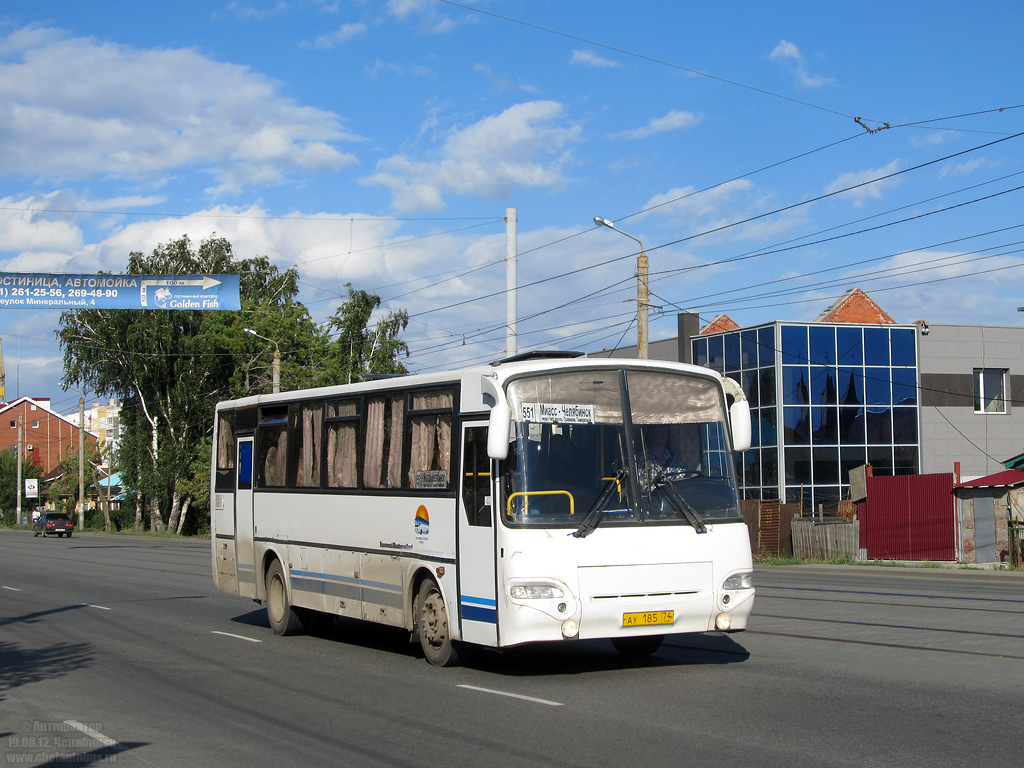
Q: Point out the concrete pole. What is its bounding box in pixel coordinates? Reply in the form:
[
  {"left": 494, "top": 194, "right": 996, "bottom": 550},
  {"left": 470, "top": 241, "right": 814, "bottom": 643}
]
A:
[
  {"left": 16, "top": 416, "right": 22, "bottom": 525},
  {"left": 79, "top": 396, "right": 85, "bottom": 530},
  {"left": 505, "top": 208, "right": 517, "bottom": 356},
  {"left": 636, "top": 246, "right": 649, "bottom": 360},
  {"left": 272, "top": 347, "right": 281, "bottom": 394}
]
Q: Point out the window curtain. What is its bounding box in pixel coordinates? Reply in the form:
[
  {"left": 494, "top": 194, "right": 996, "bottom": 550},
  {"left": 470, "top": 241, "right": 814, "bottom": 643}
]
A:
[{"left": 363, "top": 398, "right": 385, "bottom": 487}]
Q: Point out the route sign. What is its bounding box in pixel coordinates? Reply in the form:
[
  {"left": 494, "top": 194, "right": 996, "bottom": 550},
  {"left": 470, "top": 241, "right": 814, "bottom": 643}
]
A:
[{"left": 0, "top": 273, "right": 241, "bottom": 311}]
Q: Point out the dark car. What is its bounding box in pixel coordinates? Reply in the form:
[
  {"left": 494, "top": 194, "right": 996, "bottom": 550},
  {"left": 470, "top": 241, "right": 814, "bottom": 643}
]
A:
[{"left": 33, "top": 512, "right": 74, "bottom": 538}]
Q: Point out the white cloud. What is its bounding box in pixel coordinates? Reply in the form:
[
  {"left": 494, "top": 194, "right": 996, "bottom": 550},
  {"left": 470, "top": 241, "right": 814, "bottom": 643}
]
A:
[
  {"left": 824, "top": 160, "right": 901, "bottom": 206},
  {"left": 611, "top": 110, "right": 703, "bottom": 140},
  {"left": 365, "top": 58, "right": 436, "bottom": 79},
  {"left": 938, "top": 157, "right": 998, "bottom": 178},
  {"left": 308, "top": 22, "right": 368, "bottom": 49},
  {"left": 362, "top": 101, "right": 582, "bottom": 212},
  {"left": 0, "top": 27, "right": 360, "bottom": 195},
  {"left": 769, "top": 39, "right": 834, "bottom": 88},
  {"left": 570, "top": 50, "right": 619, "bottom": 68}
]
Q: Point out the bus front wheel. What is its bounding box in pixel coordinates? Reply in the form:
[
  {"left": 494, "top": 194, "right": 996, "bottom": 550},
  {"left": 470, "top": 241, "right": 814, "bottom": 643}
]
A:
[
  {"left": 265, "top": 560, "right": 305, "bottom": 636},
  {"left": 416, "top": 579, "right": 460, "bottom": 667}
]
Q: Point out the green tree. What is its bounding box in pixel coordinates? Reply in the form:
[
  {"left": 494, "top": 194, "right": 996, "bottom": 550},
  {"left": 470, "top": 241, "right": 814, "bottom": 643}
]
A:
[
  {"left": 0, "top": 451, "right": 44, "bottom": 525},
  {"left": 59, "top": 235, "right": 318, "bottom": 532},
  {"left": 45, "top": 443, "right": 101, "bottom": 520},
  {"left": 320, "top": 284, "right": 409, "bottom": 385},
  {"left": 58, "top": 235, "right": 410, "bottom": 534}
]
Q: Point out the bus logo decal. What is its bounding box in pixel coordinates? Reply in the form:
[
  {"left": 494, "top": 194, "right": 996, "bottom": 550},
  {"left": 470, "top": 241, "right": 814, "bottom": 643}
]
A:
[{"left": 415, "top": 504, "right": 430, "bottom": 542}]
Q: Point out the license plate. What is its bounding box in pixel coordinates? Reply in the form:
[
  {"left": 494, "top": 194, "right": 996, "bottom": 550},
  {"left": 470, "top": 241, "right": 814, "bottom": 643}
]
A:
[{"left": 622, "top": 610, "right": 674, "bottom": 627}]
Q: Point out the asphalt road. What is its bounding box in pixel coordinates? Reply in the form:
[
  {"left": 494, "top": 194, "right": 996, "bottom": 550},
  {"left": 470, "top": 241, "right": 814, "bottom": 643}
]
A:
[{"left": 1, "top": 529, "right": 1022, "bottom": 767}]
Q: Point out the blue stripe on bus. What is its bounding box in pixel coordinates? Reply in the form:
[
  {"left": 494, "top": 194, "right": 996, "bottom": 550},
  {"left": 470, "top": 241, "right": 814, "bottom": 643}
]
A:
[
  {"left": 461, "top": 603, "right": 498, "bottom": 624},
  {"left": 461, "top": 595, "right": 498, "bottom": 624}
]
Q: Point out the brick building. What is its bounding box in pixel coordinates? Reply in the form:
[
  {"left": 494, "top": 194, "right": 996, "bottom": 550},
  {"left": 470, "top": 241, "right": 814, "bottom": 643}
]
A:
[{"left": 1, "top": 396, "right": 98, "bottom": 476}]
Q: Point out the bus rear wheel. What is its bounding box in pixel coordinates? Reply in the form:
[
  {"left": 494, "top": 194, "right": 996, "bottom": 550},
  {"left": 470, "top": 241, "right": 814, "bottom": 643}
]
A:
[
  {"left": 416, "top": 579, "right": 460, "bottom": 667},
  {"left": 611, "top": 634, "right": 664, "bottom": 657},
  {"left": 265, "top": 560, "right": 305, "bottom": 636}
]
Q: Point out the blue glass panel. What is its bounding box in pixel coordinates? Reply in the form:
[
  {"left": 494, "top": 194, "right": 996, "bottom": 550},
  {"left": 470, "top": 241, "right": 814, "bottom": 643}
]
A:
[
  {"left": 743, "top": 450, "right": 760, "bottom": 486},
  {"left": 758, "top": 408, "right": 777, "bottom": 446},
  {"left": 811, "top": 366, "right": 837, "bottom": 405},
  {"left": 894, "top": 446, "right": 919, "bottom": 474},
  {"left": 809, "top": 326, "right": 836, "bottom": 366},
  {"left": 758, "top": 326, "right": 775, "bottom": 366},
  {"left": 841, "top": 446, "right": 867, "bottom": 476},
  {"left": 781, "top": 325, "right": 808, "bottom": 363},
  {"left": 837, "top": 326, "right": 863, "bottom": 365},
  {"left": 812, "top": 447, "right": 839, "bottom": 484},
  {"left": 693, "top": 338, "right": 708, "bottom": 367},
  {"left": 864, "top": 327, "right": 890, "bottom": 366},
  {"left": 838, "top": 367, "right": 864, "bottom": 406},
  {"left": 838, "top": 407, "right": 866, "bottom": 444},
  {"left": 866, "top": 407, "right": 892, "bottom": 443},
  {"left": 812, "top": 406, "right": 838, "bottom": 444},
  {"left": 708, "top": 335, "right": 724, "bottom": 371},
  {"left": 759, "top": 368, "right": 776, "bottom": 406},
  {"left": 783, "top": 366, "right": 809, "bottom": 405},
  {"left": 724, "top": 332, "right": 741, "bottom": 372},
  {"left": 742, "top": 369, "right": 759, "bottom": 407},
  {"left": 892, "top": 367, "right": 917, "bottom": 406},
  {"left": 892, "top": 408, "right": 918, "bottom": 445},
  {"left": 761, "top": 447, "right": 779, "bottom": 486},
  {"left": 890, "top": 328, "right": 916, "bottom": 367},
  {"left": 868, "top": 445, "right": 893, "bottom": 475},
  {"left": 784, "top": 447, "right": 812, "bottom": 484},
  {"left": 741, "top": 330, "right": 758, "bottom": 369},
  {"left": 783, "top": 406, "right": 810, "bottom": 445},
  {"left": 750, "top": 409, "right": 761, "bottom": 447},
  {"left": 865, "top": 368, "right": 891, "bottom": 405}
]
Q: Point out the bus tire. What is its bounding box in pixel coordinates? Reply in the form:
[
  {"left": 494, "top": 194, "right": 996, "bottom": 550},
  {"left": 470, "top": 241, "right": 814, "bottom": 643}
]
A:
[
  {"left": 265, "top": 559, "right": 305, "bottom": 636},
  {"left": 611, "top": 634, "right": 664, "bottom": 657},
  {"left": 416, "top": 579, "right": 460, "bottom": 667}
]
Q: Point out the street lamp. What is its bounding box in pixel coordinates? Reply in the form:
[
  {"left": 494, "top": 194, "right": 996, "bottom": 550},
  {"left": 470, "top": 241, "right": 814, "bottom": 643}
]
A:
[
  {"left": 244, "top": 328, "right": 281, "bottom": 394},
  {"left": 594, "top": 216, "right": 649, "bottom": 359}
]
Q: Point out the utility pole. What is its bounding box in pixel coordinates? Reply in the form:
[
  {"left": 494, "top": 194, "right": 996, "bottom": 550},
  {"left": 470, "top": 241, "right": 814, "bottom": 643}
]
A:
[
  {"left": 16, "top": 415, "right": 23, "bottom": 525},
  {"left": 78, "top": 396, "right": 86, "bottom": 530},
  {"left": 594, "top": 217, "right": 650, "bottom": 359}
]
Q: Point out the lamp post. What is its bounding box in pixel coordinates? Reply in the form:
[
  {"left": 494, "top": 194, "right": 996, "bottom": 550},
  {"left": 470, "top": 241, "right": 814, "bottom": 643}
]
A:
[
  {"left": 244, "top": 328, "right": 281, "bottom": 393},
  {"left": 594, "top": 216, "right": 649, "bottom": 359}
]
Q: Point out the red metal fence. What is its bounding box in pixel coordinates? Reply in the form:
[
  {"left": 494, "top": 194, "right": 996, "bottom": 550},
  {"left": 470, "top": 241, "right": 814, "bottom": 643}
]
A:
[{"left": 859, "top": 473, "right": 956, "bottom": 560}]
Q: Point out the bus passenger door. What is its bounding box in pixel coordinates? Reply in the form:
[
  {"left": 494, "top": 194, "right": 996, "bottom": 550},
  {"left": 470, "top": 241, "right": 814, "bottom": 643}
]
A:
[
  {"left": 235, "top": 436, "right": 257, "bottom": 599},
  {"left": 457, "top": 423, "right": 498, "bottom": 646}
]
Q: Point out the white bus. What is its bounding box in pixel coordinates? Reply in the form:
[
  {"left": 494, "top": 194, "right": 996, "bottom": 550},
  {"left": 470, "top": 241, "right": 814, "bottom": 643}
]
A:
[{"left": 210, "top": 353, "right": 755, "bottom": 665}]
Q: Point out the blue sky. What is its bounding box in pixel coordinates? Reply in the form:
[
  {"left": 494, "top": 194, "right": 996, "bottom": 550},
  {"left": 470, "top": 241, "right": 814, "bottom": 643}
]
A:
[{"left": 2, "top": 0, "right": 1023, "bottom": 413}]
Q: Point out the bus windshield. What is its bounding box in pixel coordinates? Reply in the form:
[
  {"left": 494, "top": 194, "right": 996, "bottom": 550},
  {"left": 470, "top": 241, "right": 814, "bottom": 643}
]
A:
[{"left": 501, "top": 368, "right": 743, "bottom": 529}]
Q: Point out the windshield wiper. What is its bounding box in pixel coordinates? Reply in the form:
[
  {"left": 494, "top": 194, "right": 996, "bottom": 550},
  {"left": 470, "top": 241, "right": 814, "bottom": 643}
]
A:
[
  {"left": 572, "top": 469, "right": 628, "bottom": 539},
  {"left": 652, "top": 472, "right": 708, "bottom": 534}
]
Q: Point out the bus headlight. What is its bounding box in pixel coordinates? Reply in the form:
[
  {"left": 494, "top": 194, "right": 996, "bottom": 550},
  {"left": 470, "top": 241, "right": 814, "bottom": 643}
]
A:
[
  {"left": 722, "top": 572, "right": 753, "bottom": 591},
  {"left": 509, "top": 584, "right": 564, "bottom": 600},
  {"left": 561, "top": 619, "right": 579, "bottom": 638}
]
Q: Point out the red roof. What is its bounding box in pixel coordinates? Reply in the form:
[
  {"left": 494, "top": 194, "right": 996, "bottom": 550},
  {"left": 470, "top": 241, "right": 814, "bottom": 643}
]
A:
[
  {"left": 815, "top": 288, "right": 896, "bottom": 324},
  {"left": 955, "top": 469, "right": 1024, "bottom": 489}
]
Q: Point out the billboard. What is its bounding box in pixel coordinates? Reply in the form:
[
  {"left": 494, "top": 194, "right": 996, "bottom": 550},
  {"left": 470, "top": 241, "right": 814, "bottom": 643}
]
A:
[{"left": 0, "top": 273, "right": 241, "bottom": 311}]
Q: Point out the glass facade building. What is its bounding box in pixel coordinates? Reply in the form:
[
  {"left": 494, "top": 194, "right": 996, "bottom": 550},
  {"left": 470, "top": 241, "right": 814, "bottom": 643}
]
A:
[{"left": 693, "top": 322, "right": 920, "bottom": 515}]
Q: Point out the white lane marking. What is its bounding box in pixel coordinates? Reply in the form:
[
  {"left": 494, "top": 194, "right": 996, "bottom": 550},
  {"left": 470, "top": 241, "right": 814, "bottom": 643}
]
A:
[
  {"left": 3, "top": 586, "right": 22, "bottom": 591},
  {"left": 457, "top": 684, "right": 564, "bottom": 707},
  {"left": 64, "top": 720, "right": 123, "bottom": 751},
  {"left": 83, "top": 603, "right": 111, "bottom": 610},
  {"left": 212, "top": 630, "right": 262, "bottom": 643}
]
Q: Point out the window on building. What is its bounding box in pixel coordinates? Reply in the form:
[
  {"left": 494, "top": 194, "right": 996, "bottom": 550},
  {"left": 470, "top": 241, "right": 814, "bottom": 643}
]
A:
[{"left": 974, "top": 369, "right": 1007, "bottom": 414}]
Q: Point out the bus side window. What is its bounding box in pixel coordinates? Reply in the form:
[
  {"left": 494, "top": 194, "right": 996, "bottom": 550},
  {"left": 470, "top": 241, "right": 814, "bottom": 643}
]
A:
[{"left": 461, "top": 426, "right": 491, "bottom": 526}]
